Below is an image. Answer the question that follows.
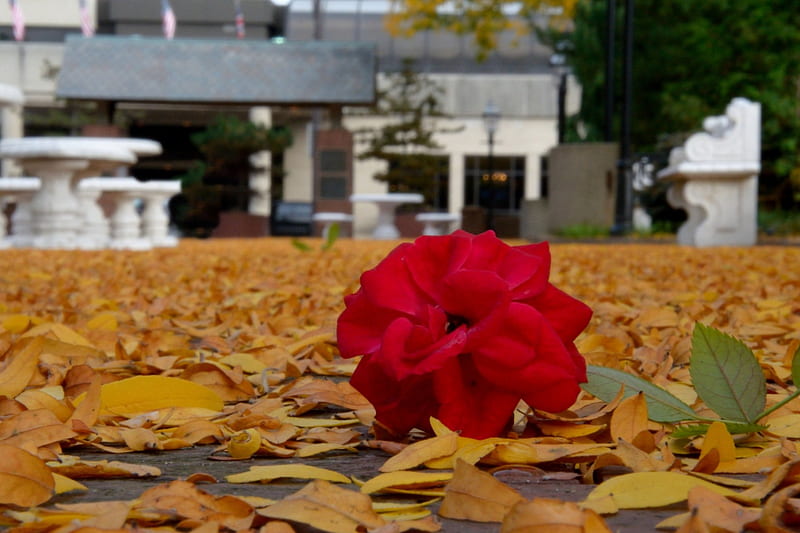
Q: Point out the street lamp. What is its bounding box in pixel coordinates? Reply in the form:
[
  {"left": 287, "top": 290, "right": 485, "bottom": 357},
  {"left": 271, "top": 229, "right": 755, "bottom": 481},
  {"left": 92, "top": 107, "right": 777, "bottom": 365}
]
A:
[
  {"left": 482, "top": 100, "right": 501, "bottom": 231},
  {"left": 549, "top": 44, "right": 570, "bottom": 144}
]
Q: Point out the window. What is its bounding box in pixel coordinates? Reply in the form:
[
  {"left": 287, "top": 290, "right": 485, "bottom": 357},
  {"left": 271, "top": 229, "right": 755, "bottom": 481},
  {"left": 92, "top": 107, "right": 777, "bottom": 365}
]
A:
[
  {"left": 319, "top": 149, "right": 348, "bottom": 199},
  {"left": 464, "top": 156, "right": 525, "bottom": 212}
]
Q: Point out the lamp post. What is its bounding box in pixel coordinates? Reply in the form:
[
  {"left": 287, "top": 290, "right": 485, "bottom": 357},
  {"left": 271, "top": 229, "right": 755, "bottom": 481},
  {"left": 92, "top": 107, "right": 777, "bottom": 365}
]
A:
[
  {"left": 482, "top": 100, "right": 501, "bottom": 232},
  {"left": 548, "top": 51, "right": 569, "bottom": 144}
]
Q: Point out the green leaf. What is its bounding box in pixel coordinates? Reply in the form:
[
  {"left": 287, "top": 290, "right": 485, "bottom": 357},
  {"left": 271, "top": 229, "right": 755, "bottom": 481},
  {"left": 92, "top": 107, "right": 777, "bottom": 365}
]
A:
[
  {"left": 670, "top": 421, "right": 767, "bottom": 439},
  {"left": 689, "top": 323, "right": 766, "bottom": 424},
  {"left": 582, "top": 365, "right": 701, "bottom": 423},
  {"left": 791, "top": 343, "right": 800, "bottom": 386},
  {"left": 291, "top": 239, "right": 312, "bottom": 252},
  {"left": 322, "top": 222, "right": 340, "bottom": 251}
]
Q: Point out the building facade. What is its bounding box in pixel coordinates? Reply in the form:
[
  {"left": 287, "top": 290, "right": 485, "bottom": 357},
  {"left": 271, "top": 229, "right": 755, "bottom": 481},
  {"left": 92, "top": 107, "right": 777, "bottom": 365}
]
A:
[{"left": 0, "top": 0, "right": 577, "bottom": 238}]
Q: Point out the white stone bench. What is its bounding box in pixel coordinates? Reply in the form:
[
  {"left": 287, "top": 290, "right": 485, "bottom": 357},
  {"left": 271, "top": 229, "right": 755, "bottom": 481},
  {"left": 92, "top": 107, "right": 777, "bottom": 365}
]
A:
[
  {"left": 657, "top": 98, "right": 761, "bottom": 247},
  {"left": 416, "top": 212, "right": 461, "bottom": 236},
  {"left": 79, "top": 177, "right": 182, "bottom": 250},
  {"left": 312, "top": 212, "right": 353, "bottom": 240},
  {"left": 0, "top": 177, "right": 39, "bottom": 248}
]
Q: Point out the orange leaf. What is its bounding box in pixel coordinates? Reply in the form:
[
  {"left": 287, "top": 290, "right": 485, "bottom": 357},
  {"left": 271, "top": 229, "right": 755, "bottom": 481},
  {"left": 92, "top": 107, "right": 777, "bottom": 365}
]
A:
[
  {"left": 0, "top": 443, "right": 54, "bottom": 507},
  {"left": 500, "top": 498, "right": 612, "bottom": 533},
  {"left": 610, "top": 392, "right": 649, "bottom": 444},
  {"left": 438, "top": 459, "right": 524, "bottom": 523},
  {"left": 0, "top": 336, "right": 45, "bottom": 398}
]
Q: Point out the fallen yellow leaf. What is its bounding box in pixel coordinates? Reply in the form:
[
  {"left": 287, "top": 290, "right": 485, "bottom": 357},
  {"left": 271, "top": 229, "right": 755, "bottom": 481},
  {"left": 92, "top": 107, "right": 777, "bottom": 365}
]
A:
[
  {"left": 259, "top": 479, "right": 386, "bottom": 533},
  {"left": 360, "top": 471, "right": 453, "bottom": 495},
  {"left": 225, "top": 464, "right": 350, "bottom": 484},
  {"left": 585, "top": 471, "right": 738, "bottom": 509},
  {"left": 74, "top": 375, "right": 224, "bottom": 416},
  {"left": 380, "top": 433, "right": 459, "bottom": 472},
  {"left": 438, "top": 459, "right": 524, "bottom": 523}
]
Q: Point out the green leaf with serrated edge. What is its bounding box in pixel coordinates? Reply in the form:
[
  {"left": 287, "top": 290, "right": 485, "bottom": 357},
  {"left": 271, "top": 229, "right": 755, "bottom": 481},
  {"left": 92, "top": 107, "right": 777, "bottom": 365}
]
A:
[
  {"left": 582, "top": 365, "right": 701, "bottom": 423},
  {"left": 689, "top": 323, "right": 766, "bottom": 424},
  {"left": 670, "top": 422, "right": 767, "bottom": 439},
  {"left": 791, "top": 343, "right": 800, "bottom": 386},
  {"left": 322, "top": 222, "right": 340, "bottom": 251}
]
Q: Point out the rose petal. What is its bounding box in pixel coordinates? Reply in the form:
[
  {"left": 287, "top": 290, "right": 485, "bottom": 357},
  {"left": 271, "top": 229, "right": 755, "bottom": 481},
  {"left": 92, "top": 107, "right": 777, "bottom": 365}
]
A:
[
  {"left": 433, "top": 355, "right": 520, "bottom": 439},
  {"left": 404, "top": 232, "right": 473, "bottom": 300},
  {"left": 337, "top": 293, "right": 404, "bottom": 358},
  {"left": 351, "top": 362, "right": 439, "bottom": 436},
  {"left": 360, "top": 243, "right": 429, "bottom": 316},
  {"left": 524, "top": 285, "right": 593, "bottom": 343},
  {"left": 376, "top": 316, "right": 466, "bottom": 381}
]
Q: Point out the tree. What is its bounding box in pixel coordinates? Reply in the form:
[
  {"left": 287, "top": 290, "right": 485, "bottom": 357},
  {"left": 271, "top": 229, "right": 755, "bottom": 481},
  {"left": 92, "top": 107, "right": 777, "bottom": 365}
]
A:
[
  {"left": 171, "top": 115, "right": 293, "bottom": 236},
  {"left": 355, "top": 60, "right": 458, "bottom": 207},
  {"left": 386, "top": 0, "right": 577, "bottom": 60},
  {"left": 570, "top": 0, "right": 800, "bottom": 207},
  {"left": 389, "top": 0, "right": 800, "bottom": 207}
]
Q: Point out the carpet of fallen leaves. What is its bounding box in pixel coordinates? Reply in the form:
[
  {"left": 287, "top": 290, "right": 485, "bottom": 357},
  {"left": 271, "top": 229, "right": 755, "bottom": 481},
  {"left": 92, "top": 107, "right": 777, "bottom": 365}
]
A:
[{"left": 0, "top": 238, "right": 799, "bottom": 532}]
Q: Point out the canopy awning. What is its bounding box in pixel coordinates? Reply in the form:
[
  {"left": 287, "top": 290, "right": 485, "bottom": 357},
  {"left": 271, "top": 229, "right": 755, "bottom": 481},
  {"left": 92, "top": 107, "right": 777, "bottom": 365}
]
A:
[{"left": 56, "top": 35, "right": 376, "bottom": 107}]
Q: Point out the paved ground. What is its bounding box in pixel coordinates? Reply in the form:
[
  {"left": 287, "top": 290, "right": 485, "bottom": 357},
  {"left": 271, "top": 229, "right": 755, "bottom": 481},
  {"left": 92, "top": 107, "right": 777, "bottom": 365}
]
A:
[{"left": 61, "top": 445, "right": 679, "bottom": 532}]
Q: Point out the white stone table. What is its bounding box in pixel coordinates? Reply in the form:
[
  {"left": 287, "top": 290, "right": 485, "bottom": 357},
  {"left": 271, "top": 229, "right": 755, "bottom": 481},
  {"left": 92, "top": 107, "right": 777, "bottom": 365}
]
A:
[
  {"left": 0, "top": 137, "right": 136, "bottom": 249},
  {"left": 350, "top": 192, "right": 423, "bottom": 239},
  {"left": 416, "top": 212, "right": 461, "bottom": 236},
  {"left": 71, "top": 138, "right": 163, "bottom": 248},
  {"left": 139, "top": 180, "right": 181, "bottom": 247}
]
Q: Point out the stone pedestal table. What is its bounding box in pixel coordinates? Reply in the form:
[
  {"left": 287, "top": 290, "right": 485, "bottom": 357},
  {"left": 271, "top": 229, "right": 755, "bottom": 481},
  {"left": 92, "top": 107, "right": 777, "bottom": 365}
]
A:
[
  {"left": 416, "top": 212, "right": 461, "bottom": 236},
  {"left": 0, "top": 138, "right": 136, "bottom": 249},
  {"left": 139, "top": 180, "right": 181, "bottom": 247},
  {"left": 350, "top": 193, "right": 424, "bottom": 239}
]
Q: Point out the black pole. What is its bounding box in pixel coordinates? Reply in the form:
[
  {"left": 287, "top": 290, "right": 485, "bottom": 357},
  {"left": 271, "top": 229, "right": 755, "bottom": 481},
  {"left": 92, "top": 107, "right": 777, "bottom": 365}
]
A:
[
  {"left": 557, "top": 72, "right": 567, "bottom": 144},
  {"left": 611, "top": 0, "right": 633, "bottom": 235},
  {"left": 604, "top": 0, "right": 615, "bottom": 142},
  {"left": 487, "top": 131, "right": 495, "bottom": 231}
]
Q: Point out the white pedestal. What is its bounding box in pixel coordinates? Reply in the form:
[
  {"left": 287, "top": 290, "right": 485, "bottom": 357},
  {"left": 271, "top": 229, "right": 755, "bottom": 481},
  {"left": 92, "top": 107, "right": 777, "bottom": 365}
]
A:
[
  {"left": 0, "top": 177, "right": 39, "bottom": 247},
  {"left": 416, "top": 212, "right": 461, "bottom": 236},
  {"left": 140, "top": 180, "right": 181, "bottom": 247},
  {"left": 350, "top": 193, "right": 424, "bottom": 239}
]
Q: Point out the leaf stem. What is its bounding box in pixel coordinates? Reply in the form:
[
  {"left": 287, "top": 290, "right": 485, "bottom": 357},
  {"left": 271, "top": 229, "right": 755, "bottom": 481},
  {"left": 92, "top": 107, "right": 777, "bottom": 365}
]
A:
[{"left": 757, "top": 389, "right": 800, "bottom": 422}]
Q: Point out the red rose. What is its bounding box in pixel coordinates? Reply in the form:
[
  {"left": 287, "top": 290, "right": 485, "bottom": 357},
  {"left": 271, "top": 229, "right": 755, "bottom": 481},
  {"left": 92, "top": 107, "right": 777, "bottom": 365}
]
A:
[{"left": 337, "top": 230, "right": 592, "bottom": 439}]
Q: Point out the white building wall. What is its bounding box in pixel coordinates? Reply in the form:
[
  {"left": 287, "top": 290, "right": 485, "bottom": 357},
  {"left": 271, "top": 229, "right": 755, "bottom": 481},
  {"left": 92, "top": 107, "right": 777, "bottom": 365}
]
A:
[
  {"left": 342, "top": 113, "right": 558, "bottom": 239},
  {"left": 281, "top": 121, "right": 314, "bottom": 202},
  {"left": 0, "top": 0, "right": 94, "bottom": 27}
]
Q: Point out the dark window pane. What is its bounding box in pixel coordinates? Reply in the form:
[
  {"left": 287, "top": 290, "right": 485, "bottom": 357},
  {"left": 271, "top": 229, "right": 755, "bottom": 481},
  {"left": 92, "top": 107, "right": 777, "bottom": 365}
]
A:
[
  {"left": 320, "top": 150, "right": 347, "bottom": 172},
  {"left": 320, "top": 176, "right": 347, "bottom": 199}
]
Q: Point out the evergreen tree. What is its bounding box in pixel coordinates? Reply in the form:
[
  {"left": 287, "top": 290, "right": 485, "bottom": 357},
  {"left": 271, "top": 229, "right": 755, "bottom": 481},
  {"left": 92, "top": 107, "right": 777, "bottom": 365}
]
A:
[{"left": 355, "top": 60, "right": 458, "bottom": 206}]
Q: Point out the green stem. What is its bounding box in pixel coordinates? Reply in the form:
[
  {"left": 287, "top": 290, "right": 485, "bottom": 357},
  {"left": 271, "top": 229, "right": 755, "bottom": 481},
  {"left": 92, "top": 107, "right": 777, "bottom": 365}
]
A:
[{"left": 757, "top": 389, "right": 800, "bottom": 422}]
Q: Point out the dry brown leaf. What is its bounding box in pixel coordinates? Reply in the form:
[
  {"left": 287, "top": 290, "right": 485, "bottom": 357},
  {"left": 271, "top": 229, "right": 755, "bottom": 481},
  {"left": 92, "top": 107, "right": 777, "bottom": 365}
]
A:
[
  {"left": 259, "top": 479, "right": 386, "bottom": 533},
  {"left": 0, "top": 443, "right": 54, "bottom": 507},
  {"left": 135, "top": 479, "right": 255, "bottom": 531},
  {"left": 438, "top": 459, "right": 524, "bottom": 522},
  {"left": 500, "top": 498, "right": 612, "bottom": 533}
]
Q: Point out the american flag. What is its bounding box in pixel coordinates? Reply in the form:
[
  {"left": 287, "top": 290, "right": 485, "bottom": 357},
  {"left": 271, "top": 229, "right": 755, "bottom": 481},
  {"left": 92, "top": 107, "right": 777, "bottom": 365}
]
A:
[
  {"left": 78, "top": 0, "right": 94, "bottom": 37},
  {"left": 161, "top": 0, "right": 176, "bottom": 40},
  {"left": 234, "top": 0, "right": 245, "bottom": 39},
  {"left": 8, "top": 0, "right": 23, "bottom": 42}
]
